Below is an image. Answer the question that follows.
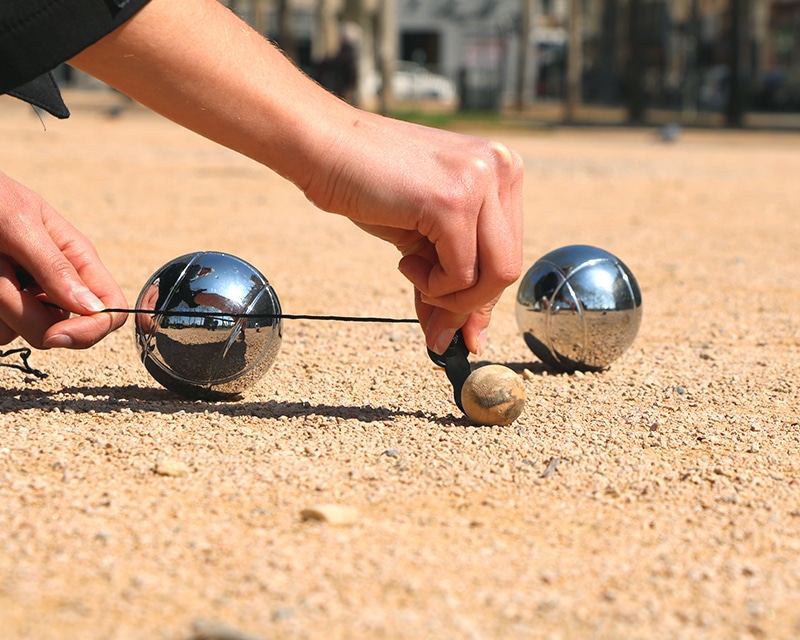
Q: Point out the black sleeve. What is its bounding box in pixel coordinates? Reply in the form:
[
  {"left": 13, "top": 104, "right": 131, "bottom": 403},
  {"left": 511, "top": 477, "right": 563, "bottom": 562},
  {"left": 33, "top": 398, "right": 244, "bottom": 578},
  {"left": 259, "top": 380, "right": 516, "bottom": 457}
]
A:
[{"left": 0, "top": 0, "right": 151, "bottom": 96}]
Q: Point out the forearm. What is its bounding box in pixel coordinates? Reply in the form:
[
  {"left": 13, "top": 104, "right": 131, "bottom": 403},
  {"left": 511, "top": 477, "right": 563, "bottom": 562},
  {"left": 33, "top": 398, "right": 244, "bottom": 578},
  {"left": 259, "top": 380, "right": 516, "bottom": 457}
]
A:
[
  {"left": 69, "top": 0, "right": 524, "bottom": 355},
  {"left": 69, "top": 0, "right": 351, "bottom": 190}
]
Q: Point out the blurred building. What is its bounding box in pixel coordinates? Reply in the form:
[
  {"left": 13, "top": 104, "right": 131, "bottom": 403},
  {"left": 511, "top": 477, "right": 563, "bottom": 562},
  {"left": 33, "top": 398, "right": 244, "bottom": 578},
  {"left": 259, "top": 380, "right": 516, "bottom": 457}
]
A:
[
  {"left": 217, "top": 0, "right": 800, "bottom": 113},
  {"left": 58, "top": 1, "right": 800, "bottom": 115}
]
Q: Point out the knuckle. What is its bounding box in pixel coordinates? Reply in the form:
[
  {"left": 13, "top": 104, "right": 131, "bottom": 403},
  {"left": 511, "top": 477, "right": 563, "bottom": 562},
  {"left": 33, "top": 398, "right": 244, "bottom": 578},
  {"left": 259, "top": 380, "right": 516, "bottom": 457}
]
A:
[
  {"left": 496, "top": 246, "right": 524, "bottom": 285},
  {"left": 497, "top": 260, "right": 522, "bottom": 287},
  {"left": 452, "top": 266, "right": 479, "bottom": 291},
  {"left": 437, "top": 177, "right": 479, "bottom": 215},
  {"left": 49, "top": 258, "right": 77, "bottom": 285},
  {"left": 483, "top": 140, "right": 523, "bottom": 177}
]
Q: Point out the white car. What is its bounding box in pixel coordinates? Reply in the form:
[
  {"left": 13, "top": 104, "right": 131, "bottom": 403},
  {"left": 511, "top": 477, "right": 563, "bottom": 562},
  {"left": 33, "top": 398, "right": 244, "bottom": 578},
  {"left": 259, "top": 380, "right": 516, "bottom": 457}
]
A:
[{"left": 367, "top": 61, "right": 458, "bottom": 106}]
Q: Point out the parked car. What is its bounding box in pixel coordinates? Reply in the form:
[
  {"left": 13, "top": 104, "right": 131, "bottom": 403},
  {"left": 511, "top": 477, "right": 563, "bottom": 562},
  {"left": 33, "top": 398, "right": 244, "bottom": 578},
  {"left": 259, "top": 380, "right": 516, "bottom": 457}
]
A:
[{"left": 366, "top": 61, "right": 458, "bottom": 106}]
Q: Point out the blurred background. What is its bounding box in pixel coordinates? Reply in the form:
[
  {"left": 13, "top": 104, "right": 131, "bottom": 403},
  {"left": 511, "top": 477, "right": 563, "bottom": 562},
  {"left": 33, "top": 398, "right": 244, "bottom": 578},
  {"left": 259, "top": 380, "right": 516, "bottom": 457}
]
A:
[{"left": 56, "top": 0, "right": 800, "bottom": 128}]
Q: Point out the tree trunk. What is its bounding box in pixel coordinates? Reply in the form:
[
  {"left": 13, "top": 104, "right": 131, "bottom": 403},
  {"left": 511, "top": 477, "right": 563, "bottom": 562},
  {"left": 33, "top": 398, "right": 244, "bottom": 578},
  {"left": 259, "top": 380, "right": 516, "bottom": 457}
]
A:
[
  {"left": 377, "top": 0, "right": 397, "bottom": 115},
  {"left": 276, "top": 0, "right": 297, "bottom": 61},
  {"left": 313, "top": 0, "right": 340, "bottom": 63},
  {"left": 253, "top": 0, "right": 267, "bottom": 37},
  {"left": 625, "top": 0, "right": 647, "bottom": 123},
  {"left": 725, "top": 0, "right": 749, "bottom": 127},
  {"left": 515, "top": 0, "right": 535, "bottom": 111},
  {"left": 343, "top": 0, "right": 375, "bottom": 109},
  {"left": 564, "top": 0, "right": 583, "bottom": 121}
]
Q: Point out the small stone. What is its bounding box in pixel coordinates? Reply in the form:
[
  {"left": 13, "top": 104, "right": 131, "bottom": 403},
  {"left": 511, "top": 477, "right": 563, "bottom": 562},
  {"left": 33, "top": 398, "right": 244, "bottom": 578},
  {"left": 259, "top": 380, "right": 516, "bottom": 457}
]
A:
[
  {"left": 271, "top": 607, "right": 294, "bottom": 621},
  {"left": 522, "top": 368, "right": 535, "bottom": 381},
  {"left": 154, "top": 457, "right": 190, "bottom": 477},
  {"left": 190, "top": 619, "right": 264, "bottom": 640},
  {"left": 300, "top": 504, "right": 359, "bottom": 526}
]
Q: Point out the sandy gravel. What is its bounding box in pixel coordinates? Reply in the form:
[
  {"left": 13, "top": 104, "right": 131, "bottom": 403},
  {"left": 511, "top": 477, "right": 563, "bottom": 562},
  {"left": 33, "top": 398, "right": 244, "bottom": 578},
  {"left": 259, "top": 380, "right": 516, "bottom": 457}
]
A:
[{"left": 2, "top": 90, "right": 800, "bottom": 640}]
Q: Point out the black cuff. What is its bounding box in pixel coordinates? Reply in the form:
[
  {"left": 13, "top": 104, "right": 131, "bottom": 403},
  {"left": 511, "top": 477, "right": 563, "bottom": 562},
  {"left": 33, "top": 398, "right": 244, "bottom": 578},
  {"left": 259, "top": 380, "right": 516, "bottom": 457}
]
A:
[{"left": 7, "top": 72, "right": 70, "bottom": 119}]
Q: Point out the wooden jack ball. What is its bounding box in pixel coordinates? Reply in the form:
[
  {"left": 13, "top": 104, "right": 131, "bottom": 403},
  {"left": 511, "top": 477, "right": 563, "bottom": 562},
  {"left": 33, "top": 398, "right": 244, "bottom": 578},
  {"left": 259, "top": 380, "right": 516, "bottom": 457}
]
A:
[{"left": 460, "top": 364, "right": 526, "bottom": 426}]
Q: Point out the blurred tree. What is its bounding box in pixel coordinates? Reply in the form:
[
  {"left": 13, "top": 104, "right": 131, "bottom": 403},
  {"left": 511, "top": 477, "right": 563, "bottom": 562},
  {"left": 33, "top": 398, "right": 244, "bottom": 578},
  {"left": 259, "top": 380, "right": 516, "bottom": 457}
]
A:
[
  {"left": 313, "top": 0, "right": 340, "bottom": 62},
  {"left": 253, "top": 0, "right": 267, "bottom": 37},
  {"left": 514, "top": 0, "right": 535, "bottom": 111},
  {"left": 276, "top": 0, "right": 297, "bottom": 61},
  {"left": 377, "top": 0, "right": 397, "bottom": 114},
  {"left": 343, "top": 0, "right": 374, "bottom": 107},
  {"left": 625, "top": 0, "right": 647, "bottom": 123},
  {"left": 682, "top": 0, "right": 701, "bottom": 117},
  {"left": 726, "top": 0, "right": 750, "bottom": 127},
  {"left": 564, "top": 0, "right": 583, "bottom": 121}
]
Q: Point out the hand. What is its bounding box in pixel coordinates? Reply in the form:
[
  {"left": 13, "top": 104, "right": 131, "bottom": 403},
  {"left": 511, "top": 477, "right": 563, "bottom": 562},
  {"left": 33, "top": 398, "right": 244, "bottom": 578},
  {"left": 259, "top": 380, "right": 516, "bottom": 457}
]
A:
[
  {"left": 0, "top": 171, "right": 127, "bottom": 349},
  {"left": 303, "top": 113, "right": 524, "bottom": 355},
  {"left": 68, "top": 0, "right": 523, "bottom": 354}
]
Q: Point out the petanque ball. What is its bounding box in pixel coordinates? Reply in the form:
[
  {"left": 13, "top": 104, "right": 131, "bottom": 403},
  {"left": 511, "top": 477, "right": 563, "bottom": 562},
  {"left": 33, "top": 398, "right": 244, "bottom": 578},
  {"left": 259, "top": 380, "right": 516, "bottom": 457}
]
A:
[
  {"left": 135, "top": 251, "right": 282, "bottom": 400},
  {"left": 515, "top": 245, "right": 642, "bottom": 372}
]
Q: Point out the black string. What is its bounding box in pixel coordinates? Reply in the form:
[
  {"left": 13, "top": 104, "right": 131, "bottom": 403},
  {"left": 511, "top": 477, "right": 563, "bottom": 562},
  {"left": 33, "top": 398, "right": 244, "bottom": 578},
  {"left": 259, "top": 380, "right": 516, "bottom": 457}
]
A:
[
  {"left": 6, "top": 268, "right": 419, "bottom": 381},
  {"left": 0, "top": 308, "right": 417, "bottom": 382},
  {"left": 0, "top": 348, "right": 48, "bottom": 379},
  {"left": 102, "top": 308, "right": 419, "bottom": 324}
]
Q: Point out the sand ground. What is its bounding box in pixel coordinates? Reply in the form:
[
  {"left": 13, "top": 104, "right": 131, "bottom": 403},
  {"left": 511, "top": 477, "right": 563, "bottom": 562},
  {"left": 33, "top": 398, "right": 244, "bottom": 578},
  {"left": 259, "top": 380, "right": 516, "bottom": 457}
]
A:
[{"left": 2, "top": 91, "right": 800, "bottom": 639}]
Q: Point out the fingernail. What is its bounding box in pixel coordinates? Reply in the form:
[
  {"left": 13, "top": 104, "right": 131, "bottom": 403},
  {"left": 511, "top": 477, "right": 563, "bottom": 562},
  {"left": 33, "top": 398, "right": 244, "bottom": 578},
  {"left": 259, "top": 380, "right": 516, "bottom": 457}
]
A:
[
  {"left": 477, "top": 329, "right": 488, "bottom": 356},
  {"left": 72, "top": 288, "right": 105, "bottom": 313},
  {"left": 433, "top": 328, "right": 457, "bottom": 355},
  {"left": 43, "top": 334, "right": 73, "bottom": 349}
]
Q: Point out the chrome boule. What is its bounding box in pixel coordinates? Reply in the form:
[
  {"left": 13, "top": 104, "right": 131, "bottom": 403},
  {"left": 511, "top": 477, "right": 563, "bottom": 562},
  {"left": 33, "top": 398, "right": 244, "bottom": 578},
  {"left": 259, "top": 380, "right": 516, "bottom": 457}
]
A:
[
  {"left": 516, "top": 245, "right": 642, "bottom": 372},
  {"left": 135, "top": 251, "right": 282, "bottom": 399}
]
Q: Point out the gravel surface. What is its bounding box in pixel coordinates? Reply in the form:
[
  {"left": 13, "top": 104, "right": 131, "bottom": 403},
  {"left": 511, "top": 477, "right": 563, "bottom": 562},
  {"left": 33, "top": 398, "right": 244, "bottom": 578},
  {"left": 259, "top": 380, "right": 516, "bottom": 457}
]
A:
[{"left": 2, "top": 91, "right": 800, "bottom": 639}]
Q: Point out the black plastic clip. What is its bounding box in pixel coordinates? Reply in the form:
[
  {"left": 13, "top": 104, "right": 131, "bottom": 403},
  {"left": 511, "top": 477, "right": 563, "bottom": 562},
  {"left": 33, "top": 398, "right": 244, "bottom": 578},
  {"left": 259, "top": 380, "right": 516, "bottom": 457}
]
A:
[{"left": 427, "top": 329, "right": 471, "bottom": 412}]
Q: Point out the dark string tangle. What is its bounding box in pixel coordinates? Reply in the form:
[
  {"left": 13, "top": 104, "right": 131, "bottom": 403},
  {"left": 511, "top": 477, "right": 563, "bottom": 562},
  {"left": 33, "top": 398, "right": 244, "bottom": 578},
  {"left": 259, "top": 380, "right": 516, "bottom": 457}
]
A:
[{"left": 0, "top": 347, "right": 48, "bottom": 379}]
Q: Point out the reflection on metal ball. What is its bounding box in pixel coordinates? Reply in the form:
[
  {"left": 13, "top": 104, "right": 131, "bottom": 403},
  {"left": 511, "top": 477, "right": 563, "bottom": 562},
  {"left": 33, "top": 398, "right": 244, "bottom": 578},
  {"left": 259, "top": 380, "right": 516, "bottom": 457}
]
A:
[
  {"left": 135, "top": 251, "right": 282, "bottom": 400},
  {"left": 515, "top": 245, "right": 642, "bottom": 372}
]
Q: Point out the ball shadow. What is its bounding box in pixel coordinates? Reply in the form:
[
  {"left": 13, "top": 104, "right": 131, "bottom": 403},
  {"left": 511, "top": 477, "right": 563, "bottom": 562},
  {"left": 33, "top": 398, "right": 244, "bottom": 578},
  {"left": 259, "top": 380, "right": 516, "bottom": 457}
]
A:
[{"left": 0, "top": 382, "right": 469, "bottom": 426}]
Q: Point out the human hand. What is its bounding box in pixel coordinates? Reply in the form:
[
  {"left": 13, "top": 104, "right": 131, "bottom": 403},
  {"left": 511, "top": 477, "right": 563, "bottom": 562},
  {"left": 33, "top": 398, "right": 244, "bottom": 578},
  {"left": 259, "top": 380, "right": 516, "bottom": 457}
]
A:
[
  {"left": 302, "top": 113, "right": 524, "bottom": 355},
  {"left": 67, "top": 0, "right": 522, "bottom": 354},
  {"left": 0, "top": 171, "right": 127, "bottom": 349}
]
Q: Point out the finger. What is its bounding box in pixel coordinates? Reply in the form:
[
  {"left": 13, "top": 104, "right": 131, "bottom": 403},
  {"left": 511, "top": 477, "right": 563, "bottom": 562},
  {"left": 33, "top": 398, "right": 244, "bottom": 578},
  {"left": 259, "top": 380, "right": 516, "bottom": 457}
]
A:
[
  {"left": 413, "top": 150, "right": 521, "bottom": 314},
  {"left": 28, "top": 213, "right": 128, "bottom": 346},
  {"left": 458, "top": 305, "right": 495, "bottom": 356},
  {"left": 0, "top": 257, "right": 72, "bottom": 348},
  {"left": 398, "top": 254, "right": 434, "bottom": 293},
  {"left": 422, "top": 147, "right": 523, "bottom": 315},
  {"left": 0, "top": 318, "right": 18, "bottom": 345},
  {"left": 12, "top": 211, "right": 107, "bottom": 317},
  {"left": 8, "top": 259, "right": 128, "bottom": 349},
  {"left": 420, "top": 203, "right": 520, "bottom": 315},
  {"left": 42, "top": 311, "right": 127, "bottom": 349},
  {"left": 414, "top": 289, "right": 468, "bottom": 355}
]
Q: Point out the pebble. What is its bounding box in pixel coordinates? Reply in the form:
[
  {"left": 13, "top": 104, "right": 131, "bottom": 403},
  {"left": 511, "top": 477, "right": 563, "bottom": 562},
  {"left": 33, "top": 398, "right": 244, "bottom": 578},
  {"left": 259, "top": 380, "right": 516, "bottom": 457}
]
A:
[
  {"left": 189, "top": 619, "right": 264, "bottom": 640},
  {"left": 154, "top": 457, "right": 190, "bottom": 477},
  {"left": 300, "top": 504, "right": 359, "bottom": 526}
]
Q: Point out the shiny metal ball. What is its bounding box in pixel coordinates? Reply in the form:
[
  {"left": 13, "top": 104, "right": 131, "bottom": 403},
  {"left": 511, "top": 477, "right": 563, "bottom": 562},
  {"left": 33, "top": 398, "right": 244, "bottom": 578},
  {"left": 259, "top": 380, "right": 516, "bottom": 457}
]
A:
[
  {"left": 516, "top": 245, "right": 642, "bottom": 372},
  {"left": 135, "top": 251, "right": 282, "bottom": 400}
]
